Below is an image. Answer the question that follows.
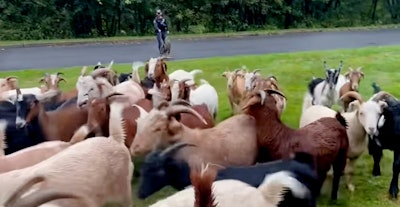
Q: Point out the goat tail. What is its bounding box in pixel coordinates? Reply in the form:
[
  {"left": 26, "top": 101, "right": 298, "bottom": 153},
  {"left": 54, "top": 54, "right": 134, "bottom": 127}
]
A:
[
  {"left": 69, "top": 125, "right": 90, "bottom": 145},
  {"left": 131, "top": 61, "right": 145, "bottom": 84},
  {"left": 190, "top": 69, "right": 203, "bottom": 76},
  {"left": 258, "top": 171, "right": 311, "bottom": 206},
  {"left": 335, "top": 112, "right": 348, "bottom": 128},
  {"left": 0, "top": 119, "right": 7, "bottom": 155},
  {"left": 109, "top": 102, "right": 127, "bottom": 144},
  {"left": 190, "top": 164, "right": 218, "bottom": 207}
]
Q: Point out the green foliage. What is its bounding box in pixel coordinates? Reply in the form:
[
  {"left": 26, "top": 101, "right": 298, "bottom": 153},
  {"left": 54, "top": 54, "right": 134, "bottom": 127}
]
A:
[
  {"left": 0, "top": 0, "right": 399, "bottom": 40},
  {"left": 2, "top": 45, "right": 400, "bottom": 207}
]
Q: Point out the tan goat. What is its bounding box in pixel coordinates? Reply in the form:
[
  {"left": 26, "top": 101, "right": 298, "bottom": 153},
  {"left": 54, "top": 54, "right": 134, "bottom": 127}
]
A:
[
  {"left": 131, "top": 101, "right": 259, "bottom": 168},
  {"left": 222, "top": 68, "right": 246, "bottom": 114}
]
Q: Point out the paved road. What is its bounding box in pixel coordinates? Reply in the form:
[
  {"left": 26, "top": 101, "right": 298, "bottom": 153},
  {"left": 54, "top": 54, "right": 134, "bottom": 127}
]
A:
[{"left": 1, "top": 29, "right": 400, "bottom": 71}]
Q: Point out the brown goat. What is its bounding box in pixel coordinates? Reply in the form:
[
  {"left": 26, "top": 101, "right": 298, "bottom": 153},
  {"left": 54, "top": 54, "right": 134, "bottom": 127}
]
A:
[
  {"left": 145, "top": 57, "right": 169, "bottom": 88},
  {"left": 25, "top": 100, "right": 88, "bottom": 142},
  {"left": 339, "top": 67, "right": 365, "bottom": 98},
  {"left": 86, "top": 94, "right": 153, "bottom": 149},
  {"left": 241, "top": 89, "right": 349, "bottom": 201}
]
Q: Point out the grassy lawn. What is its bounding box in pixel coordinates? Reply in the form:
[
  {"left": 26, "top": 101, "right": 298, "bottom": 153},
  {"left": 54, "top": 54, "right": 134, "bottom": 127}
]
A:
[
  {"left": 1, "top": 24, "right": 399, "bottom": 48},
  {"left": 2, "top": 45, "right": 400, "bottom": 206}
]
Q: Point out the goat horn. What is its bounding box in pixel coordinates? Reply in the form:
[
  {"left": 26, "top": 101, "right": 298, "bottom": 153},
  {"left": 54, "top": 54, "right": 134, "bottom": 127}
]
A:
[
  {"left": 348, "top": 67, "right": 354, "bottom": 71},
  {"left": 356, "top": 67, "right": 363, "bottom": 71},
  {"left": 105, "top": 92, "right": 125, "bottom": 102},
  {"left": 252, "top": 69, "right": 261, "bottom": 74},
  {"left": 11, "top": 189, "right": 83, "bottom": 207},
  {"left": 241, "top": 91, "right": 266, "bottom": 111},
  {"left": 107, "top": 60, "right": 114, "bottom": 68},
  {"left": 157, "top": 101, "right": 170, "bottom": 110},
  {"left": 338, "top": 60, "right": 344, "bottom": 70},
  {"left": 5, "top": 76, "right": 17, "bottom": 81},
  {"left": 159, "top": 142, "right": 196, "bottom": 158},
  {"left": 323, "top": 61, "right": 328, "bottom": 70},
  {"left": 265, "top": 89, "right": 286, "bottom": 100},
  {"left": 339, "top": 91, "right": 364, "bottom": 103},
  {"left": 56, "top": 72, "right": 64, "bottom": 76},
  {"left": 233, "top": 69, "right": 240, "bottom": 74},
  {"left": 81, "top": 66, "right": 88, "bottom": 76},
  {"left": 179, "top": 79, "right": 192, "bottom": 84},
  {"left": 165, "top": 105, "right": 208, "bottom": 125},
  {"left": 170, "top": 99, "right": 192, "bottom": 107},
  {"left": 267, "top": 75, "right": 278, "bottom": 82},
  {"left": 58, "top": 77, "right": 67, "bottom": 83},
  {"left": 371, "top": 91, "right": 398, "bottom": 103}
]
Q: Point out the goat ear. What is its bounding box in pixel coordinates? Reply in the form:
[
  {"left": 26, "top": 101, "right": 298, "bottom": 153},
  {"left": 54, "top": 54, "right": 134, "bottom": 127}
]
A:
[
  {"left": 162, "top": 62, "right": 168, "bottom": 73},
  {"left": 378, "top": 100, "right": 388, "bottom": 110},
  {"left": 38, "top": 77, "right": 45, "bottom": 84},
  {"left": 344, "top": 71, "right": 350, "bottom": 79},
  {"left": 348, "top": 100, "right": 360, "bottom": 112}
]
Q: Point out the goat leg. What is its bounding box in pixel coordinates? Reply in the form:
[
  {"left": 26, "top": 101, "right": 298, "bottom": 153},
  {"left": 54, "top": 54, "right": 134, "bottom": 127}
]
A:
[
  {"left": 345, "top": 158, "right": 356, "bottom": 192},
  {"left": 389, "top": 150, "right": 400, "bottom": 199},
  {"left": 369, "top": 141, "right": 383, "bottom": 176},
  {"left": 331, "top": 148, "right": 347, "bottom": 201}
]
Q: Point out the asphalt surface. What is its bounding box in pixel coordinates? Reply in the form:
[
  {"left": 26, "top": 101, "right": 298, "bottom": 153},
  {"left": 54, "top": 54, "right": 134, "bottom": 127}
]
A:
[{"left": 1, "top": 29, "right": 400, "bottom": 71}]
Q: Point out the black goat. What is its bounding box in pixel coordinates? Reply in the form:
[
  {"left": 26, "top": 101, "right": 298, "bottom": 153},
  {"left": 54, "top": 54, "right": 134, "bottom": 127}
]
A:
[
  {"left": 368, "top": 82, "right": 400, "bottom": 199},
  {"left": 138, "top": 142, "right": 319, "bottom": 205}
]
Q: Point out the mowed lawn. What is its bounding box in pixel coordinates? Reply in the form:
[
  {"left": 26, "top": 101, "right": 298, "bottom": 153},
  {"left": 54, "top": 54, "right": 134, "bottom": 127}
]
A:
[{"left": 2, "top": 45, "right": 400, "bottom": 207}]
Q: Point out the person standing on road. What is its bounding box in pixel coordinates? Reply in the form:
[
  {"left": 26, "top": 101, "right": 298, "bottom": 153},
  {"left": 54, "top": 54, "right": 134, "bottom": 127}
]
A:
[{"left": 153, "top": 9, "right": 169, "bottom": 55}]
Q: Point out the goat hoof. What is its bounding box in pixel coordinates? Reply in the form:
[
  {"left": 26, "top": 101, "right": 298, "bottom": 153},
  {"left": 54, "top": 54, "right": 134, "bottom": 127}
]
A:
[
  {"left": 389, "top": 187, "right": 399, "bottom": 199},
  {"left": 347, "top": 184, "right": 355, "bottom": 192}
]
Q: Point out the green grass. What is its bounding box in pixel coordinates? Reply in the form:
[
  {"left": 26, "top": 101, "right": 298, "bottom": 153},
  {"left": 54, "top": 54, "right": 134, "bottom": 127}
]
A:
[
  {"left": 1, "top": 24, "right": 399, "bottom": 48},
  {"left": 3, "top": 45, "right": 400, "bottom": 207}
]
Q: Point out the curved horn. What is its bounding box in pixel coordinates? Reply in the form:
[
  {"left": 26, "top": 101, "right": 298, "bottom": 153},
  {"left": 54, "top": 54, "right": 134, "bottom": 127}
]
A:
[
  {"left": 5, "top": 76, "right": 18, "bottom": 81},
  {"left": 90, "top": 68, "right": 111, "bottom": 78},
  {"left": 179, "top": 79, "right": 192, "bottom": 85},
  {"left": 265, "top": 89, "right": 286, "bottom": 100},
  {"left": 252, "top": 69, "right": 261, "bottom": 74},
  {"left": 11, "top": 189, "right": 83, "bottom": 207},
  {"left": 105, "top": 92, "right": 125, "bottom": 102},
  {"left": 371, "top": 91, "right": 398, "bottom": 103},
  {"left": 56, "top": 72, "right": 64, "bottom": 76},
  {"left": 339, "top": 91, "right": 364, "bottom": 103},
  {"left": 159, "top": 142, "right": 196, "bottom": 157},
  {"left": 157, "top": 100, "right": 170, "bottom": 110},
  {"left": 165, "top": 105, "right": 208, "bottom": 125},
  {"left": 57, "top": 77, "right": 67, "bottom": 83},
  {"left": 241, "top": 90, "right": 267, "bottom": 111},
  {"left": 170, "top": 99, "right": 192, "bottom": 107}
]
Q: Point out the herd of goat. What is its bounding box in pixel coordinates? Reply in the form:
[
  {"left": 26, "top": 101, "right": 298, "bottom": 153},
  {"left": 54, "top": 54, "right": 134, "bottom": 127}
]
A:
[{"left": 0, "top": 57, "right": 399, "bottom": 207}]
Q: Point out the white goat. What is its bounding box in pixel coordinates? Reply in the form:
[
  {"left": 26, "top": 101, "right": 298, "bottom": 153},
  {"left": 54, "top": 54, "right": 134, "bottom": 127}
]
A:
[
  {"left": 299, "top": 91, "right": 387, "bottom": 191},
  {"left": 0, "top": 102, "right": 133, "bottom": 207},
  {"left": 76, "top": 65, "right": 145, "bottom": 108},
  {"left": 169, "top": 69, "right": 203, "bottom": 86},
  {"left": 186, "top": 79, "right": 218, "bottom": 119},
  {"left": 150, "top": 170, "right": 311, "bottom": 207}
]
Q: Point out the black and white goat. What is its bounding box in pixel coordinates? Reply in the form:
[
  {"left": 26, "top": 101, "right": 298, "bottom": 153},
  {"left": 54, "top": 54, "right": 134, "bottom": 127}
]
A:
[
  {"left": 367, "top": 82, "right": 400, "bottom": 199},
  {"left": 302, "top": 61, "right": 346, "bottom": 113},
  {"left": 137, "top": 142, "right": 320, "bottom": 205}
]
